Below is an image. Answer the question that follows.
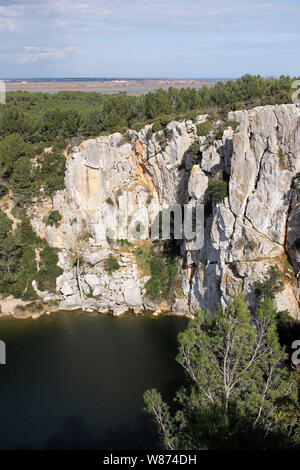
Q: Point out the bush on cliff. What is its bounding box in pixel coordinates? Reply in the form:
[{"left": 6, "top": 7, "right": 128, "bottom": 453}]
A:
[
  {"left": 197, "top": 120, "right": 212, "bottom": 136},
  {"left": 46, "top": 210, "right": 62, "bottom": 227},
  {"left": 104, "top": 255, "right": 120, "bottom": 273},
  {"left": 254, "top": 265, "right": 284, "bottom": 300},
  {"left": 207, "top": 179, "right": 228, "bottom": 203},
  {"left": 35, "top": 246, "right": 62, "bottom": 292},
  {"left": 0, "top": 211, "right": 62, "bottom": 298},
  {"left": 144, "top": 243, "right": 178, "bottom": 300}
]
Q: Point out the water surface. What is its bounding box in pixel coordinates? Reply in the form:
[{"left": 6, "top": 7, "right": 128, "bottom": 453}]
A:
[{"left": 0, "top": 311, "right": 187, "bottom": 450}]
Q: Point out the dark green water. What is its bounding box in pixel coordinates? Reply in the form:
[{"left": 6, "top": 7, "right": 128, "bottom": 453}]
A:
[{"left": 0, "top": 311, "right": 187, "bottom": 450}]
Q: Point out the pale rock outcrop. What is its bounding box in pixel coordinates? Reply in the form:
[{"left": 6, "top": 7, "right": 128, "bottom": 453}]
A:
[
  {"left": 29, "top": 104, "right": 300, "bottom": 318},
  {"left": 188, "top": 166, "right": 208, "bottom": 201},
  {"left": 145, "top": 121, "right": 196, "bottom": 205},
  {"left": 121, "top": 279, "right": 143, "bottom": 313},
  {"left": 84, "top": 274, "right": 100, "bottom": 290},
  {"left": 201, "top": 146, "right": 221, "bottom": 176},
  {"left": 84, "top": 249, "right": 111, "bottom": 266},
  {"left": 171, "top": 297, "right": 190, "bottom": 316},
  {"left": 188, "top": 104, "right": 300, "bottom": 317},
  {"left": 60, "top": 281, "right": 75, "bottom": 297}
]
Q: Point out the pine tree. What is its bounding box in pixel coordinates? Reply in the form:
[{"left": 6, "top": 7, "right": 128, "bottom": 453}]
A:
[
  {"left": 144, "top": 295, "right": 299, "bottom": 449},
  {"left": 10, "top": 157, "right": 35, "bottom": 203}
]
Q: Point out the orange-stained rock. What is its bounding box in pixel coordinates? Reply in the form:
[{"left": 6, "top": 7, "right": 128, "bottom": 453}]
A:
[{"left": 134, "top": 140, "right": 143, "bottom": 158}]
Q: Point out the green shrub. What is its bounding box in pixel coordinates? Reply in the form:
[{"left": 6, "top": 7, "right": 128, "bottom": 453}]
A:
[
  {"left": 155, "top": 132, "right": 167, "bottom": 150},
  {"left": 119, "top": 239, "right": 133, "bottom": 247},
  {"left": 52, "top": 140, "right": 67, "bottom": 152},
  {"left": 135, "top": 221, "right": 143, "bottom": 235},
  {"left": 276, "top": 309, "right": 296, "bottom": 334},
  {"left": 152, "top": 120, "right": 164, "bottom": 133},
  {"left": 15, "top": 217, "right": 40, "bottom": 247},
  {"left": 106, "top": 197, "right": 114, "bottom": 206},
  {"left": 254, "top": 265, "right": 284, "bottom": 300},
  {"left": 0, "top": 133, "right": 31, "bottom": 178},
  {"left": 189, "top": 142, "right": 201, "bottom": 156},
  {"left": 10, "top": 157, "right": 35, "bottom": 203},
  {"left": 0, "top": 185, "right": 8, "bottom": 198},
  {"left": 143, "top": 244, "right": 178, "bottom": 300},
  {"left": 146, "top": 194, "right": 153, "bottom": 204},
  {"left": 278, "top": 147, "right": 287, "bottom": 170},
  {"left": 46, "top": 210, "right": 62, "bottom": 227},
  {"left": 146, "top": 128, "right": 153, "bottom": 140},
  {"left": 248, "top": 240, "right": 257, "bottom": 251},
  {"left": 152, "top": 117, "right": 170, "bottom": 133},
  {"left": 35, "top": 150, "right": 66, "bottom": 197},
  {"left": 214, "top": 123, "right": 226, "bottom": 140},
  {"left": 131, "top": 121, "right": 143, "bottom": 132},
  {"left": 177, "top": 161, "right": 186, "bottom": 171},
  {"left": 123, "top": 131, "right": 133, "bottom": 144},
  {"left": 197, "top": 120, "right": 213, "bottom": 136},
  {"left": 0, "top": 215, "right": 44, "bottom": 299},
  {"left": 145, "top": 277, "right": 161, "bottom": 298},
  {"left": 235, "top": 238, "right": 244, "bottom": 250},
  {"left": 189, "top": 142, "right": 202, "bottom": 166},
  {"left": 164, "top": 128, "right": 173, "bottom": 141},
  {"left": 35, "top": 246, "right": 62, "bottom": 292},
  {"left": 104, "top": 255, "right": 120, "bottom": 273},
  {"left": 227, "top": 119, "right": 239, "bottom": 130},
  {"left": 207, "top": 179, "right": 228, "bottom": 203},
  {"left": 0, "top": 209, "right": 12, "bottom": 238}
]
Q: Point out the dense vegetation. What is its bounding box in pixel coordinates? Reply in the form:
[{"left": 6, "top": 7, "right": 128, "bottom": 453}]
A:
[
  {"left": 144, "top": 269, "right": 300, "bottom": 449},
  {"left": 0, "top": 209, "right": 62, "bottom": 299},
  {"left": 0, "top": 74, "right": 297, "bottom": 300},
  {"left": 0, "top": 75, "right": 295, "bottom": 143}
]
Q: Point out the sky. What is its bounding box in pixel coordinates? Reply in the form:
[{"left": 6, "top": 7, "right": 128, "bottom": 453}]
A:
[{"left": 0, "top": 0, "right": 299, "bottom": 78}]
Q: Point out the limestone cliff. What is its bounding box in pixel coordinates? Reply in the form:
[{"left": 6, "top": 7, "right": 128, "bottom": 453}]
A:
[{"left": 29, "top": 104, "right": 300, "bottom": 318}]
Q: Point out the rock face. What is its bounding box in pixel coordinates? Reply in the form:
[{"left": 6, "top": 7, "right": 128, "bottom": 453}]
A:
[
  {"left": 30, "top": 104, "right": 300, "bottom": 318},
  {"left": 188, "top": 104, "right": 300, "bottom": 319}
]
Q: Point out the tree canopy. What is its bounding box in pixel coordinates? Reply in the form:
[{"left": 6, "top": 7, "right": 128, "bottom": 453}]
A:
[{"left": 144, "top": 294, "right": 300, "bottom": 450}]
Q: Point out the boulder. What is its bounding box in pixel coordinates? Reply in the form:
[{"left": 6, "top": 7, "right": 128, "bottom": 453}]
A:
[
  {"left": 84, "top": 250, "right": 110, "bottom": 266},
  {"left": 201, "top": 146, "right": 221, "bottom": 176},
  {"left": 60, "top": 281, "right": 74, "bottom": 297},
  {"left": 84, "top": 274, "right": 100, "bottom": 289},
  {"left": 122, "top": 279, "right": 143, "bottom": 312},
  {"left": 188, "top": 166, "right": 208, "bottom": 201},
  {"left": 171, "top": 298, "right": 190, "bottom": 316}
]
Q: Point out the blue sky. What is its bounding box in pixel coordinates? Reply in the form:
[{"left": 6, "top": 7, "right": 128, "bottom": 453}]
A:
[{"left": 0, "top": 0, "right": 299, "bottom": 78}]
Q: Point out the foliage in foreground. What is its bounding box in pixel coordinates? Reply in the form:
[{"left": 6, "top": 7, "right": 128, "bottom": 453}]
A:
[
  {"left": 144, "top": 293, "right": 300, "bottom": 450},
  {"left": 0, "top": 210, "right": 62, "bottom": 299}
]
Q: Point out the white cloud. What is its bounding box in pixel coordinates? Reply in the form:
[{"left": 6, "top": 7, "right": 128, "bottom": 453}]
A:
[{"left": 17, "top": 46, "right": 86, "bottom": 63}]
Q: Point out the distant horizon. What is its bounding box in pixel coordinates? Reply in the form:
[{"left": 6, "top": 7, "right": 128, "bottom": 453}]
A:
[
  {"left": 2, "top": 77, "right": 231, "bottom": 81},
  {"left": 1, "top": 75, "right": 292, "bottom": 82}
]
